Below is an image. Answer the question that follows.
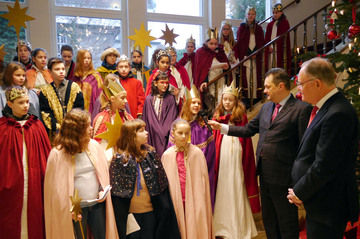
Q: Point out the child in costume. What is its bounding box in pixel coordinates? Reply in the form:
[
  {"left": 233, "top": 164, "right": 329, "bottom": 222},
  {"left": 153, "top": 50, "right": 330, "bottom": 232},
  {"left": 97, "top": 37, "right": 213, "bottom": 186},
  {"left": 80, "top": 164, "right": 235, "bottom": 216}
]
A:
[
  {"left": 234, "top": 6, "right": 265, "bottom": 106},
  {"left": 131, "top": 49, "right": 152, "bottom": 91},
  {"left": 12, "top": 40, "right": 33, "bottom": 70},
  {"left": 39, "top": 57, "right": 84, "bottom": 140},
  {"left": 265, "top": 3, "right": 291, "bottom": 74},
  {"left": 178, "top": 36, "right": 196, "bottom": 86},
  {"left": 194, "top": 28, "right": 230, "bottom": 109},
  {"left": 219, "top": 21, "right": 236, "bottom": 65},
  {"left": 142, "top": 72, "right": 178, "bottom": 158},
  {"left": 110, "top": 119, "right": 180, "bottom": 239},
  {"left": 212, "top": 80, "right": 260, "bottom": 239},
  {"left": 97, "top": 47, "right": 120, "bottom": 80},
  {"left": 161, "top": 119, "right": 214, "bottom": 239},
  {"left": 168, "top": 85, "right": 216, "bottom": 209},
  {"left": 116, "top": 55, "right": 145, "bottom": 119},
  {"left": 72, "top": 49, "right": 103, "bottom": 117},
  {"left": 93, "top": 74, "right": 133, "bottom": 162},
  {"left": 26, "top": 48, "right": 53, "bottom": 91},
  {"left": 0, "top": 61, "right": 40, "bottom": 117},
  {"left": 44, "top": 109, "right": 118, "bottom": 239},
  {"left": 61, "top": 45, "right": 76, "bottom": 80},
  {"left": 0, "top": 86, "right": 51, "bottom": 239}
]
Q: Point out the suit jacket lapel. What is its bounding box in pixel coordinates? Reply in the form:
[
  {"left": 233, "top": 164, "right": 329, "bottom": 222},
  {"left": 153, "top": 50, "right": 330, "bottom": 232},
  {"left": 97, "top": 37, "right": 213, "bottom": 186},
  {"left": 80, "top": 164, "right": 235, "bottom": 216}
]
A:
[
  {"left": 271, "top": 94, "right": 295, "bottom": 125},
  {"left": 266, "top": 102, "right": 275, "bottom": 126}
]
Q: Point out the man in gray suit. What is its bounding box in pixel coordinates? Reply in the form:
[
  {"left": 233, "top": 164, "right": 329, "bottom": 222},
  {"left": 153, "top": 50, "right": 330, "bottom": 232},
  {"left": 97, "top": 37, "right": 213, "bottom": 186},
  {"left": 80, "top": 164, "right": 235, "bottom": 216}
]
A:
[{"left": 209, "top": 68, "right": 312, "bottom": 239}]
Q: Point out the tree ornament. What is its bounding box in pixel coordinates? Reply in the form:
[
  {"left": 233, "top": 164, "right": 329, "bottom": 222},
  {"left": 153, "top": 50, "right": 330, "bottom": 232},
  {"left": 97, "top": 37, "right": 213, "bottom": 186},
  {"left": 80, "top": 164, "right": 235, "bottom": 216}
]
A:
[
  {"left": 348, "top": 24, "right": 360, "bottom": 39},
  {"left": 327, "top": 29, "right": 338, "bottom": 40}
]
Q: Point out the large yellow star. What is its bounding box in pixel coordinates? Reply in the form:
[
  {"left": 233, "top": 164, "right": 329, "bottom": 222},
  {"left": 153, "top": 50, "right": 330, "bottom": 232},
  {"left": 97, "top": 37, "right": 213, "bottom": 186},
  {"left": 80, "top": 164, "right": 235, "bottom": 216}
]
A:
[
  {"left": 127, "top": 22, "right": 157, "bottom": 53},
  {"left": 70, "top": 189, "right": 82, "bottom": 222},
  {"left": 160, "top": 24, "right": 179, "bottom": 46},
  {"left": 0, "top": 0, "right": 35, "bottom": 38},
  {"left": 0, "top": 45, "right": 7, "bottom": 62},
  {"left": 95, "top": 110, "right": 123, "bottom": 150}
]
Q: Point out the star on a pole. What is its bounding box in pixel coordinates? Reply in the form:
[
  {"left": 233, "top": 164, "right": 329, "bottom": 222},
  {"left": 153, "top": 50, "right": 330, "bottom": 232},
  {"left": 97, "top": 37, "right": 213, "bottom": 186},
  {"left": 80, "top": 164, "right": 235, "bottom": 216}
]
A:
[
  {"left": 0, "top": 45, "right": 7, "bottom": 62},
  {"left": 0, "top": 0, "right": 36, "bottom": 38},
  {"left": 160, "top": 24, "right": 179, "bottom": 46},
  {"left": 127, "top": 22, "right": 157, "bottom": 53},
  {"left": 95, "top": 110, "right": 123, "bottom": 150},
  {"left": 70, "top": 189, "right": 82, "bottom": 223}
]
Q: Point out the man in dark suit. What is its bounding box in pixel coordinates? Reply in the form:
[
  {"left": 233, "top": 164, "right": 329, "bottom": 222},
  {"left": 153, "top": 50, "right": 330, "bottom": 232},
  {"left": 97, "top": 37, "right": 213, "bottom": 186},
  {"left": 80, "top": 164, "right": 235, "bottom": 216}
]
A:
[
  {"left": 209, "top": 68, "right": 312, "bottom": 239},
  {"left": 288, "top": 58, "right": 359, "bottom": 239}
]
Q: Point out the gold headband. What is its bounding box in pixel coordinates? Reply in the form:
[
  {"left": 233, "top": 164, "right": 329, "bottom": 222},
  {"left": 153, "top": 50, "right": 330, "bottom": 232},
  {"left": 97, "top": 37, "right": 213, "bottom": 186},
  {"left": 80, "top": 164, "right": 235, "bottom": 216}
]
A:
[{"left": 6, "top": 86, "right": 28, "bottom": 102}]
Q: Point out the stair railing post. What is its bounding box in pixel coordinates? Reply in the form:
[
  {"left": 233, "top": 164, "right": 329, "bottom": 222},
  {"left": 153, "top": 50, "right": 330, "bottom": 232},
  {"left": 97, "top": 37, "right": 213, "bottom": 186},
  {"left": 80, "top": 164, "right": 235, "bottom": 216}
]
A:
[
  {"left": 313, "top": 14, "right": 318, "bottom": 53},
  {"left": 323, "top": 8, "right": 328, "bottom": 55},
  {"left": 303, "top": 21, "right": 308, "bottom": 54}
]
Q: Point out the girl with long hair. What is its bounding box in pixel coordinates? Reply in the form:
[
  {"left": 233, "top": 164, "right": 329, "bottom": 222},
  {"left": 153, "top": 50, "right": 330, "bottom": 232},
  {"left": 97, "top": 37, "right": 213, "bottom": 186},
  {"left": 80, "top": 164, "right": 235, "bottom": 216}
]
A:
[
  {"left": 25, "top": 48, "right": 53, "bottom": 90},
  {"left": 44, "top": 109, "right": 118, "bottom": 239},
  {"left": 110, "top": 119, "right": 180, "bottom": 239},
  {"left": 142, "top": 72, "right": 178, "bottom": 157},
  {"left": 72, "top": 49, "right": 103, "bottom": 117},
  {"left": 212, "top": 81, "right": 260, "bottom": 239},
  {"left": 0, "top": 61, "right": 40, "bottom": 117}
]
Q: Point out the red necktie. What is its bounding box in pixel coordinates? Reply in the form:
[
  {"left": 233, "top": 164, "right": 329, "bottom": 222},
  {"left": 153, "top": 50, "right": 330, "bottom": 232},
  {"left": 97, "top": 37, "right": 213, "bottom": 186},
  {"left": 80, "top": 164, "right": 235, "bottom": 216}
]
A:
[
  {"left": 307, "top": 106, "right": 319, "bottom": 127},
  {"left": 271, "top": 104, "right": 281, "bottom": 122}
]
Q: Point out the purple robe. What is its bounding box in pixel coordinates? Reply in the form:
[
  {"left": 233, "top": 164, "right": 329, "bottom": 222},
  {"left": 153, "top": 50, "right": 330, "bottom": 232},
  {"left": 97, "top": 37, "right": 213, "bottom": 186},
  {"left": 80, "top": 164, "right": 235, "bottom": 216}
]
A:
[
  {"left": 168, "top": 118, "right": 216, "bottom": 209},
  {"left": 72, "top": 73, "right": 103, "bottom": 117},
  {"left": 143, "top": 94, "right": 178, "bottom": 158}
]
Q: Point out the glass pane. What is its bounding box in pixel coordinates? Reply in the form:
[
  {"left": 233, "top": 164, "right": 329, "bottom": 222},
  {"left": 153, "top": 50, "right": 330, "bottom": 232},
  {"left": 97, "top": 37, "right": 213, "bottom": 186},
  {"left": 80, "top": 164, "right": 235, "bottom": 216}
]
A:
[
  {"left": 55, "top": 0, "right": 121, "bottom": 10},
  {"left": 226, "top": 0, "right": 266, "bottom": 21},
  {"left": 0, "top": 11, "right": 26, "bottom": 64},
  {"left": 56, "top": 15, "right": 122, "bottom": 68},
  {"left": 147, "top": 0, "right": 202, "bottom": 17},
  {"left": 0, "top": 0, "right": 25, "bottom": 3},
  {"left": 147, "top": 21, "right": 202, "bottom": 64}
]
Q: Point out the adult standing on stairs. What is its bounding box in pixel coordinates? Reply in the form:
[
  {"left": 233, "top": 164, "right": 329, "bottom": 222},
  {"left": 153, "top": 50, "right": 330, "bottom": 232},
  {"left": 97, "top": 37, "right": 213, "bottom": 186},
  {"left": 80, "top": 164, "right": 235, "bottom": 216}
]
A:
[{"left": 209, "top": 68, "right": 312, "bottom": 239}]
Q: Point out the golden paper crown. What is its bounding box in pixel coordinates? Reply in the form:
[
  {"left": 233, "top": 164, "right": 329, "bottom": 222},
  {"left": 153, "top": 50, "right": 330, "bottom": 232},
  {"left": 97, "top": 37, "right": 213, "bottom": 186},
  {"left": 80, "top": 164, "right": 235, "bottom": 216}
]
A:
[
  {"left": 222, "top": 80, "right": 239, "bottom": 98},
  {"left": 102, "top": 79, "right": 126, "bottom": 100},
  {"left": 207, "top": 27, "right": 219, "bottom": 39},
  {"left": 186, "top": 35, "right": 196, "bottom": 44},
  {"left": 119, "top": 54, "right": 130, "bottom": 63},
  {"left": 185, "top": 84, "right": 201, "bottom": 101},
  {"left": 132, "top": 45, "right": 142, "bottom": 52},
  {"left": 5, "top": 86, "right": 28, "bottom": 102},
  {"left": 273, "top": 3, "right": 283, "bottom": 12}
]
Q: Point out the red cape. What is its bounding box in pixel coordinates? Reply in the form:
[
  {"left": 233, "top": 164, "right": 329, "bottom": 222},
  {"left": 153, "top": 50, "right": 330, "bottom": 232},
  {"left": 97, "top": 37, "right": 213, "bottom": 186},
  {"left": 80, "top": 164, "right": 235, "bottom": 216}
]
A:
[
  {"left": 234, "top": 22, "right": 265, "bottom": 98},
  {"left": 178, "top": 52, "right": 196, "bottom": 78},
  {"left": 193, "top": 44, "right": 230, "bottom": 88},
  {"left": 0, "top": 115, "right": 51, "bottom": 239},
  {"left": 264, "top": 15, "right": 291, "bottom": 74},
  {"left": 213, "top": 114, "right": 260, "bottom": 213}
]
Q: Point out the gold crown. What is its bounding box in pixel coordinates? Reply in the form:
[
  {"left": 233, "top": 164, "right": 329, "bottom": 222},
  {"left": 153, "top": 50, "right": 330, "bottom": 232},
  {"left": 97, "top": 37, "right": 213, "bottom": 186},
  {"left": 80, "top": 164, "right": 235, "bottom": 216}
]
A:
[
  {"left": 222, "top": 80, "right": 239, "bottom": 98},
  {"left": 132, "top": 45, "right": 142, "bottom": 52},
  {"left": 221, "top": 20, "right": 232, "bottom": 27},
  {"left": 186, "top": 35, "right": 196, "bottom": 44},
  {"left": 5, "top": 86, "right": 28, "bottom": 102},
  {"left": 207, "top": 27, "right": 219, "bottom": 39},
  {"left": 165, "top": 46, "right": 176, "bottom": 54},
  {"left": 273, "top": 3, "right": 283, "bottom": 12},
  {"left": 246, "top": 6, "right": 256, "bottom": 13},
  {"left": 156, "top": 49, "right": 169, "bottom": 60},
  {"left": 185, "top": 84, "right": 201, "bottom": 101},
  {"left": 102, "top": 79, "right": 126, "bottom": 100}
]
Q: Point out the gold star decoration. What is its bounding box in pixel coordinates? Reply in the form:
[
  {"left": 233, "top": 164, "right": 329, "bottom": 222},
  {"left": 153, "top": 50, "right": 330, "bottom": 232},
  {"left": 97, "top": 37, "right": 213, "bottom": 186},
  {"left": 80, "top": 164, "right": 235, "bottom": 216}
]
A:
[
  {"left": 70, "top": 188, "right": 82, "bottom": 222},
  {"left": 0, "top": 0, "right": 35, "bottom": 38},
  {"left": 0, "top": 45, "right": 7, "bottom": 62},
  {"left": 127, "top": 22, "right": 157, "bottom": 53},
  {"left": 159, "top": 24, "right": 179, "bottom": 46},
  {"left": 95, "top": 110, "right": 123, "bottom": 150}
]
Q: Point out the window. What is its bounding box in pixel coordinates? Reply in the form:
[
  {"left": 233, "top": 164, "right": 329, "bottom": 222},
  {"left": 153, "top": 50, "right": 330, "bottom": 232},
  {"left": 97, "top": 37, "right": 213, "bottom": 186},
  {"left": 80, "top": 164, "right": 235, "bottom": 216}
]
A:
[
  {"left": 147, "top": 0, "right": 202, "bottom": 17},
  {"left": 55, "top": 0, "right": 121, "bottom": 10},
  {"left": 147, "top": 21, "right": 202, "bottom": 63},
  {"left": 0, "top": 0, "right": 25, "bottom": 3},
  {"left": 225, "top": 0, "right": 266, "bottom": 22},
  {"left": 56, "top": 15, "right": 121, "bottom": 67}
]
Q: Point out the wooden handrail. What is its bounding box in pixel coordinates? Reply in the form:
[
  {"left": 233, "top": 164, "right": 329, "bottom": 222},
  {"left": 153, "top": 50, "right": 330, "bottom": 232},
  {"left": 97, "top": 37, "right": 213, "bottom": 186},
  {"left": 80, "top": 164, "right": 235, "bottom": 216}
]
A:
[
  {"left": 258, "top": 0, "right": 301, "bottom": 26},
  {"left": 208, "top": 2, "right": 333, "bottom": 87}
]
